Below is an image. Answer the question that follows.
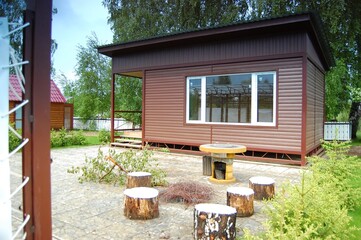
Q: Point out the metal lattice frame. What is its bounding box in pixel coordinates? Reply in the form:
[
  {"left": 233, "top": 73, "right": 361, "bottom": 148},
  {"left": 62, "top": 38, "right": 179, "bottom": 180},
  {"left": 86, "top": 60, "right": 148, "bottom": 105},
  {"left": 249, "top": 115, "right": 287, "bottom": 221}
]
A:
[{"left": 1, "top": 17, "right": 31, "bottom": 240}]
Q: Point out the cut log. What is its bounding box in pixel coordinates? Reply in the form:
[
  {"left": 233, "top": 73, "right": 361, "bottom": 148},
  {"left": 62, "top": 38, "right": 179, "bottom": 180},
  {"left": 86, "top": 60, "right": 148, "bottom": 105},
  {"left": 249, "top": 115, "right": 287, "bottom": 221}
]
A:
[
  {"left": 194, "top": 203, "right": 237, "bottom": 240},
  {"left": 249, "top": 176, "right": 275, "bottom": 200},
  {"left": 123, "top": 187, "right": 159, "bottom": 220},
  {"left": 126, "top": 171, "right": 152, "bottom": 188},
  {"left": 227, "top": 187, "right": 254, "bottom": 217}
]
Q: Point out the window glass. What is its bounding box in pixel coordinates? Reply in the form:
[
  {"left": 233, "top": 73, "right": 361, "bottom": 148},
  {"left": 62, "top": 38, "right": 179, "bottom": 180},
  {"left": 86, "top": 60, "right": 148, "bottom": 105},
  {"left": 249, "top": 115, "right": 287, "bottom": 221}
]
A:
[
  {"left": 186, "top": 71, "right": 275, "bottom": 126},
  {"left": 257, "top": 74, "right": 274, "bottom": 123},
  {"left": 205, "top": 74, "right": 252, "bottom": 123},
  {"left": 188, "top": 78, "right": 202, "bottom": 121}
]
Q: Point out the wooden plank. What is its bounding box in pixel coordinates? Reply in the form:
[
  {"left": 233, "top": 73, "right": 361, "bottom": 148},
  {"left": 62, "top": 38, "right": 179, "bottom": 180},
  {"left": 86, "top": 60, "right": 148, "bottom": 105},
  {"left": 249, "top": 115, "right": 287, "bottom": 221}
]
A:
[
  {"left": 115, "top": 138, "right": 142, "bottom": 144},
  {"left": 111, "top": 142, "right": 142, "bottom": 149}
]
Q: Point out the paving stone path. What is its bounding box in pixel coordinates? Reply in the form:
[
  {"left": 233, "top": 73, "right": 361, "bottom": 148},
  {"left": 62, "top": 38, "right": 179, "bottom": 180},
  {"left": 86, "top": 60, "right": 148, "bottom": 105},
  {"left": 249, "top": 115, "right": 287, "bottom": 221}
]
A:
[{"left": 10, "top": 145, "right": 301, "bottom": 239}]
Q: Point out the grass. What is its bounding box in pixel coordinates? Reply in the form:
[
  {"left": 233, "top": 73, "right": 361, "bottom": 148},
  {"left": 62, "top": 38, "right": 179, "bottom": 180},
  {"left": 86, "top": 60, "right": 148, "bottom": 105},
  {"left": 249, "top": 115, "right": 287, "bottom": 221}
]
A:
[
  {"left": 348, "top": 128, "right": 361, "bottom": 239},
  {"left": 84, "top": 135, "right": 101, "bottom": 145},
  {"left": 351, "top": 130, "right": 361, "bottom": 146},
  {"left": 50, "top": 130, "right": 102, "bottom": 149},
  {"left": 349, "top": 156, "right": 361, "bottom": 239}
]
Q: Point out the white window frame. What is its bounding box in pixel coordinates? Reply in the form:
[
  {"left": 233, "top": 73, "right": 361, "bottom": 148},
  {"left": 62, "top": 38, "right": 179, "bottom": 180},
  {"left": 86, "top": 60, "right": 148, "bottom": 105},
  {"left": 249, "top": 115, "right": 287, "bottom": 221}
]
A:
[{"left": 186, "top": 71, "right": 276, "bottom": 126}]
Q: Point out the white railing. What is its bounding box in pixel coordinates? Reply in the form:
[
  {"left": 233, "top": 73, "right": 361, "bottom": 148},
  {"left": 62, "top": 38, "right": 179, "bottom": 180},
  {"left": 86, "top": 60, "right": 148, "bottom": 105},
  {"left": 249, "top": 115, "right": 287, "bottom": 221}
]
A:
[
  {"left": 324, "top": 122, "right": 352, "bottom": 141},
  {"left": 73, "top": 117, "right": 136, "bottom": 131}
]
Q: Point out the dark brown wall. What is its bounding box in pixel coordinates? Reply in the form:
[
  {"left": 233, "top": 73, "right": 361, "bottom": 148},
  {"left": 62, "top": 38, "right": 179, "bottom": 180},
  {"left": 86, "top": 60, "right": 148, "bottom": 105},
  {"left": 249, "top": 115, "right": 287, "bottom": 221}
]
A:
[
  {"left": 114, "top": 32, "right": 306, "bottom": 74},
  {"left": 144, "top": 57, "right": 304, "bottom": 154},
  {"left": 306, "top": 60, "right": 325, "bottom": 153}
]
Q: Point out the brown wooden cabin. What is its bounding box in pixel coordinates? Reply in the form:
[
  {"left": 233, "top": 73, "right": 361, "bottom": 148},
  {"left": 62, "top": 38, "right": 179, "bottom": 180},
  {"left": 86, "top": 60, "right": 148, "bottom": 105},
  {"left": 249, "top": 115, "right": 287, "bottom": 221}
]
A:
[
  {"left": 98, "top": 13, "right": 334, "bottom": 166},
  {"left": 9, "top": 75, "right": 73, "bottom": 130}
]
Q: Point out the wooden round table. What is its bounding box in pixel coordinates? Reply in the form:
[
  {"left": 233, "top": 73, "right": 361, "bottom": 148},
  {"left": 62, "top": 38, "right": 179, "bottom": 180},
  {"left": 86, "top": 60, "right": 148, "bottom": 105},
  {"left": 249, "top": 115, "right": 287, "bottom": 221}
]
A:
[{"left": 199, "top": 144, "right": 246, "bottom": 183}]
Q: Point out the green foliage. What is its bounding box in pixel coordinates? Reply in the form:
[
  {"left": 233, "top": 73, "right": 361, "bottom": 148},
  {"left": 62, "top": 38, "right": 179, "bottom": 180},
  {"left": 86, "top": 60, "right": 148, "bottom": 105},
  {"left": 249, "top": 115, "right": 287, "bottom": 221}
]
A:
[
  {"left": 98, "top": 129, "right": 111, "bottom": 144},
  {"left": 243, "top": 140, "right": 361, "bottom": 239},
  {"left": 9, "top": 127, "right": 21, "bottom": 152},
  {"left": 70, "top": 33, "right": 112, "bottom": 119},
  {"left": 325, "top": 59, "right": 350, "bottom": 120},
  {"left": 68, "top": 147, "right": 167, "bottom": 187},
  {"left": 51, "top": 128, "right": 86, "bottom": 148},
  {"left": 114, "top": 76, "right": 142, "bottom": 125},
  {"left": 310, "top": 140, "right": 361, "bottom": 209},
  {"left": 0, "top": 0, "right": 26, "bottom": 57},
  {"left": 103, "top": 0, "right": 249, "bottom": 43},
  {"left": 244, "top": 172, "right": 355, "bottom": 240}
]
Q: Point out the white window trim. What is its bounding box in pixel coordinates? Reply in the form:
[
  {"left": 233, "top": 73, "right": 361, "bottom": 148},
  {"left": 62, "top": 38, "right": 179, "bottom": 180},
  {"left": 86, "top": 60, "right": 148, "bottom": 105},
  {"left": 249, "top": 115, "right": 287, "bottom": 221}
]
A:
[{"left": 186, "top": 72, "right": 276, "bottom": 126}]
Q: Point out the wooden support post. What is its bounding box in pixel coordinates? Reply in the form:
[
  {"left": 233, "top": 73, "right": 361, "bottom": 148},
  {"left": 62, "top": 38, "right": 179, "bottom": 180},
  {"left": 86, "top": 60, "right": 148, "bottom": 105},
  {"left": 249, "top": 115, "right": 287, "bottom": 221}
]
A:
[
  {"left": 227, "top": 187, "right": 254, "bottom": 217},
  {"left": 194, "top": 203, "right": 237, "bottom": 240},
  {"left": 249, "top": 176, "right": 275, "bottom": 200},
  {"left": 123, "top": 187, "right": 159, "bottom": 220},
  {"left": 126, "top": 172, "right": 152, "bottom": 188}
]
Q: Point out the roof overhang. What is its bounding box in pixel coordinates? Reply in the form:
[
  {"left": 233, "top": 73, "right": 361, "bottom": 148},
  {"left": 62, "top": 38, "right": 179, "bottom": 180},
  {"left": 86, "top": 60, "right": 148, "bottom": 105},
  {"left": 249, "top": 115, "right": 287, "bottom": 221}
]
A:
[{"left": 98, "top": 12, "right": 334, "bottom": 70}]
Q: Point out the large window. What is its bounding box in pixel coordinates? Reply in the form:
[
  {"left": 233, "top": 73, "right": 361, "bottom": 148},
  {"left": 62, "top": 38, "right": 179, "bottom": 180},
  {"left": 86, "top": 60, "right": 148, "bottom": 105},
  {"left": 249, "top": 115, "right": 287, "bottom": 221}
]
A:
[{"left": 186, "top": 72, "right": 276, "bottom": 126}]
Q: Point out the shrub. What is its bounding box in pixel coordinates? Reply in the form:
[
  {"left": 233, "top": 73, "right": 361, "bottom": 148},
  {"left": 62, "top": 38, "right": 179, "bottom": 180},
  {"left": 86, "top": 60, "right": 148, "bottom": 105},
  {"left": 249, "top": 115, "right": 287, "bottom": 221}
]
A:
[
  {"left": 243, "top": 171, "right": 356, "bottom": 240},
  {"left": 98, "top": 129, "right": 111, "bottom": 144},
  {"left": 68, "top": 130, "right": 86, "bottom": 145},
  {"left": 51, "top": 128, "right": 87, "bottom": 147},
  {"left": 242, "top": 140, "right": 360, "bottom": 240},
  {"left": 51, "top": 128, "right": 67, "bottom": 147},
  {"left": 309, "top": 140, "right": 361, "bottom": 209},
  {"left": 9, "top": 127, "right": 21, "bottom": 152},
  {"left": 68, "top": 146, "right": 167, "bottom": 186}
]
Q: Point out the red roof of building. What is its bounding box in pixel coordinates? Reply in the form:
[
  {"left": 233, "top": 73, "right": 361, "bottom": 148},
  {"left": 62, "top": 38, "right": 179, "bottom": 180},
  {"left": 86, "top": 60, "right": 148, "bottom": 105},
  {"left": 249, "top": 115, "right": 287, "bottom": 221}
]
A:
[{"left": 9, "top": 75, "right": 67, "bottom": 103}]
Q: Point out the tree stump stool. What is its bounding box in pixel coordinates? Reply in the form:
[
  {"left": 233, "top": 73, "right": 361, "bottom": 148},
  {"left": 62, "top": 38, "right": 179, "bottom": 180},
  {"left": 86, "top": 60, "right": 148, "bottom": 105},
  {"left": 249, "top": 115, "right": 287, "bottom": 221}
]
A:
[
  {"left": 227, "top": 187, "right": 254, "bottom": 217},
  {"left": 126, "top": 171, "right": 152, "bottom": 188},
  {"left": 249, "top": 176, "right": 275, "bottom": 200},
  {"left": 123, "top": 187, "right": 159, "bottom": 220},
  {"left": 194, "top": 203, "right": 237, "bottom": 240}
]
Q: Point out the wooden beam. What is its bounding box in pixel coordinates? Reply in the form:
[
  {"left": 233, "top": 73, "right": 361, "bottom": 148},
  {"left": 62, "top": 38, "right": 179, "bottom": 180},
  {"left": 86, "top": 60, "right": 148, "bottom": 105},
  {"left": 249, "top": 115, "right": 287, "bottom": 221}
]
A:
[{"left": 23, "top": 0, "right": 52, "bottom": 239}]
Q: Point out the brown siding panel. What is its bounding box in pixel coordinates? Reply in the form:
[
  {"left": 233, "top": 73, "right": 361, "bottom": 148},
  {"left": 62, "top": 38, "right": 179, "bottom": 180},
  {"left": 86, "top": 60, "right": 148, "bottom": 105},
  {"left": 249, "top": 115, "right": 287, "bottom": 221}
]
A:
[
  {"left": 307, "top": 35, "right": 323, "bottom": 69},
  {"left": 306, "top": 60, "right": 325, "bottom": 152},
  {"left": 144, "top": 58, "right": 303, "bottom": 154},
  {"left": 9, "top": 101, "right": 16, "bottom": 123},
  {"left": 50, "top": 103, "right": 64, "bottom": 130}
]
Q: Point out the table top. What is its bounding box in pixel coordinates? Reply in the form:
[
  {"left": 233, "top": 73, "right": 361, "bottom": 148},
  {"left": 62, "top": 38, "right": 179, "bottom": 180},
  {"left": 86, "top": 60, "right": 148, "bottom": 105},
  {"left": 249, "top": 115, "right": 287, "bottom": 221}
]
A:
[{"left": 199, "top": 143, "right": 246, "bottom": 154}]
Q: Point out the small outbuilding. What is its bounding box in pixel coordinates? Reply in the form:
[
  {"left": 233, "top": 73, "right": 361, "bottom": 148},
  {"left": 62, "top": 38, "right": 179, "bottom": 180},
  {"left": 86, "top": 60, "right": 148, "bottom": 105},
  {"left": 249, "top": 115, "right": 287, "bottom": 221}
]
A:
[
  {"left": 98, "top": 13, "right": 334, "bottom": 165},
  {"left": 9, "top": 75, "right": 73, "bottom": 130}
]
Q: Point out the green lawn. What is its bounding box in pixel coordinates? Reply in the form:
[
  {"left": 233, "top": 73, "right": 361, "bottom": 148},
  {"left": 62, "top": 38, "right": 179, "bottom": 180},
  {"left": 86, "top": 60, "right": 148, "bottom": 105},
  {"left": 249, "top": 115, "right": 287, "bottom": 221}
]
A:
[
  {"left": 349, "top": 156, "right": 361, "bottom": 239},
  {"left": 84, "top": 135, "right": 101, "bottom": 145}
]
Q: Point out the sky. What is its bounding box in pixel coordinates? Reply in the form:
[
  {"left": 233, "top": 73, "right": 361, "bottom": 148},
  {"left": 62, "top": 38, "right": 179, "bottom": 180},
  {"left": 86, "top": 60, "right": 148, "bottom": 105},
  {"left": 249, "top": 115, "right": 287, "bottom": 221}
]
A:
[{"left": 52, "top": 0, "right": 113, "bottom": 81}]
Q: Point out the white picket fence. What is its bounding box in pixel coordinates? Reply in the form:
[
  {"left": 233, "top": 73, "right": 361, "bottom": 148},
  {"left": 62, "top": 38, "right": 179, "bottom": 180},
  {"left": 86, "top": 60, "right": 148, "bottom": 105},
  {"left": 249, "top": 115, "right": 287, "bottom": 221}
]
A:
[
  {"left": 324, "top": 122, "right": 352, "bottom": 141},
  {"left": 73, "top": 117, "right": 134, "bottom": 131}
]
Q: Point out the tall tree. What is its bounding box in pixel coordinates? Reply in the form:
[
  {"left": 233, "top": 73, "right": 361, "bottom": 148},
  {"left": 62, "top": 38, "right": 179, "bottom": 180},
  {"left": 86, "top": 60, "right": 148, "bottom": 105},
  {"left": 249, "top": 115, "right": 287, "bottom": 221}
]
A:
[
  {"left": 75, "top": 32, "right": 112, "bottom": 119},
  {"left": 102, "top": 0, "right": 249, "bottom": 42},
  {"left": 1, "top": 0, "right": 58, "bottom": 76},
  {"left": 0, "top": 0, "right": 26, "bottom": 56},
  {"left": 114, "top": 76, "right": 142, "bottom": 126}
]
